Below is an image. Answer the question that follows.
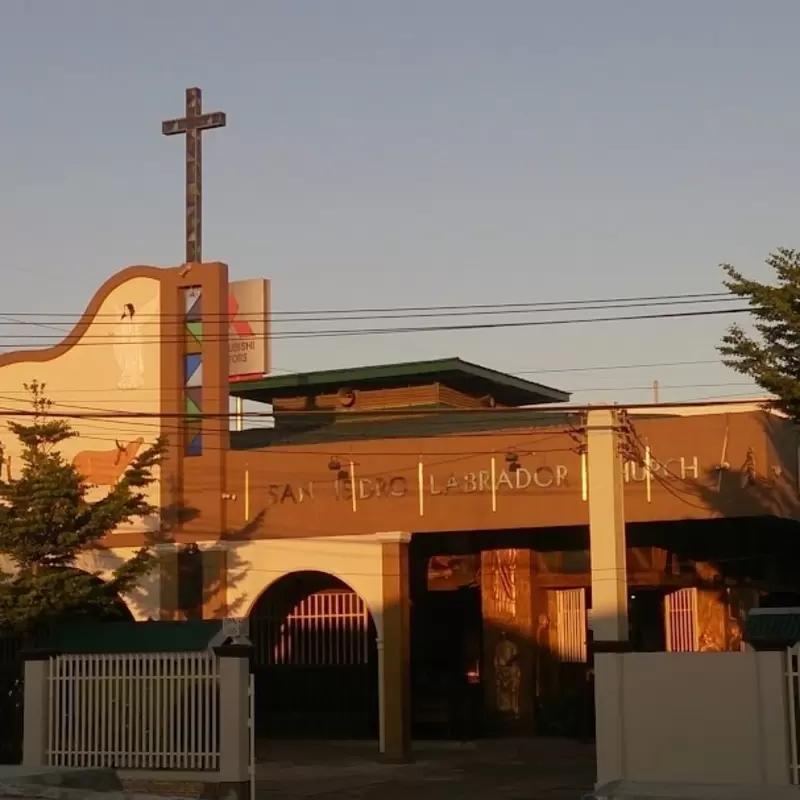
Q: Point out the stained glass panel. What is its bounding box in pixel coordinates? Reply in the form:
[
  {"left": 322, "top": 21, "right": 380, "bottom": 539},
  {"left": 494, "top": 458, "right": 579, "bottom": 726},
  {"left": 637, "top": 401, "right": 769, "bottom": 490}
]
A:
[{"left": 182, "top": 286, "right": 204, "bottom": 456}]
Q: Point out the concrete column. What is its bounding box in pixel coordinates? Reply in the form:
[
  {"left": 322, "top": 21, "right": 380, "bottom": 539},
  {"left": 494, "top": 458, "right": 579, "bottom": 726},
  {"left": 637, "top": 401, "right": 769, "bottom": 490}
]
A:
[
  {"left": 586, "top": 408, "right": 629, "bottom": 788},
  {"left": 156, "top": 543, "right": 179, "bottom": 621},
  {"left": 376, "top": 531, "right": 411, "bottom": 762},
  {"left": 214, "top": 644, "right": 252, "bottom": 800},
  {"left": 22, "top": 652, "right": 52, "bottom": 767}
]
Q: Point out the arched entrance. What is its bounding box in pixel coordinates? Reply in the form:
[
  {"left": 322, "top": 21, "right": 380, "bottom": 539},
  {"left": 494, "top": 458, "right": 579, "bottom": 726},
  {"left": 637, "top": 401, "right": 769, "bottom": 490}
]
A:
[{"left": 249, "top": 571, "right": 378, "bottom": 739}]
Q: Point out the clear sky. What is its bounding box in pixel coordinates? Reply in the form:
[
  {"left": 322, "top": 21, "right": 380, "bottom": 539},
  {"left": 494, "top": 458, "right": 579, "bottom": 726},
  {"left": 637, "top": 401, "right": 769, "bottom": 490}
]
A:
[{"left": 2, "top": 0, "right": 798, "bottom": 405}]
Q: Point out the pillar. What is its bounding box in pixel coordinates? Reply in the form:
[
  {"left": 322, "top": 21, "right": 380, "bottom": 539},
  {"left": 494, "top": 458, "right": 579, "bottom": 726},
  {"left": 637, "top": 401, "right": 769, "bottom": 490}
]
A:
[
  {"left": 214, "top": 643, "right": 252, "bottom": 800},
  {"left": 22, "top": 652, "right": 52, "bottom": 766},
  {"left": 156, "top": 543, "right": 179, "bottom": 620},
  {"left": 586, "top": 408, "right": 629, "bottom": 787},
  {"left": 377, "top": 531, "right": 411, "bottom": 762},
  {"left": 480, "top": 548, "right": 537, "bottom": 734}
]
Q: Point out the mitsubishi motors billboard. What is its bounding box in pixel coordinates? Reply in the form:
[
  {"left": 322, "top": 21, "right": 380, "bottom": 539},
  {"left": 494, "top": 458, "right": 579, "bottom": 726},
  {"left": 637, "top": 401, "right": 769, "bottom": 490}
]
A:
[{"left": 228, "top": 278, "right": 270, "bottom": 381}]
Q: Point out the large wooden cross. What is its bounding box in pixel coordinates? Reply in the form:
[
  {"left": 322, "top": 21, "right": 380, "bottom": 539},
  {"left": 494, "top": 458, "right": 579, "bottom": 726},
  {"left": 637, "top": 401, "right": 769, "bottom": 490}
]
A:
[{"left": 162, "top": 87, "right": 227, "bottom": 264}]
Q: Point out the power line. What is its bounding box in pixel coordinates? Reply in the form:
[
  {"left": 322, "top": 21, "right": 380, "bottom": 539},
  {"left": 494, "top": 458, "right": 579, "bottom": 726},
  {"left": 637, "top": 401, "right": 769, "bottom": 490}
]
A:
[
  {"left": 0, "top": 290, "right": 734, "bottom": 320},
  {"left": 0, "top": 358, "right": 729, "bottom": 395},
  {"left": 0, "top": 295, "right": 741, "bottom": 328},
  {"left": 0, "top": 378, "right": 755, "bottom": 400},
  {"left": 0, "top": 306, "right": 749, "bottom": 349}
]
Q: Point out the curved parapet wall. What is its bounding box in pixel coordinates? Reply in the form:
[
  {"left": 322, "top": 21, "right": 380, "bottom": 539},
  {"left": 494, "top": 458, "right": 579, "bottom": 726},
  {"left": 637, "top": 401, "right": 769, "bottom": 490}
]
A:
[
  {"left": 0, "top": 262, "right": 232, "bottom": 561},
  {"left": 0, "top": 267, "right": 167, "bottom": 537}
]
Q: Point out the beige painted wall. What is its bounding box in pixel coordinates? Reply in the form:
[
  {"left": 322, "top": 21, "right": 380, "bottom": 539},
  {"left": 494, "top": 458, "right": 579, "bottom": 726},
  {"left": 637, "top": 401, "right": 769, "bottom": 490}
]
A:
[
  {"left": 596, "top": 651, "right": 791, "bottom": 787},
  {"left": 0, "top": 276, "right": 163, "bottom": 535},
  {"left": 0, "top": 276, "right": 165, "bottom": 620}
]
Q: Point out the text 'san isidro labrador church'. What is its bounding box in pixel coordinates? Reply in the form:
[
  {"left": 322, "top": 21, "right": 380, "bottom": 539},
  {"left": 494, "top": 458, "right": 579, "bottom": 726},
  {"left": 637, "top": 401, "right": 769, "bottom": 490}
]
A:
[{"left": 228, "top": 279, "right": 270, "bottom": 380}]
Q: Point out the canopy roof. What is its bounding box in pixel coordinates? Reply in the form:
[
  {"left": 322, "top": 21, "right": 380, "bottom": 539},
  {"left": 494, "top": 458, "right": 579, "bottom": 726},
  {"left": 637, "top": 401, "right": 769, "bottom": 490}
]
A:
[{"left": 230, "top": 357, "right": 569, "bottom": 408}]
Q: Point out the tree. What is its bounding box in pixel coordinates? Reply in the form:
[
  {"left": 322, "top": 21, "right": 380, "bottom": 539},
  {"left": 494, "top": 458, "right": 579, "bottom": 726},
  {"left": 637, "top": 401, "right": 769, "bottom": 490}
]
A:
[
  {"left": 720, "top": 247, "right": 800, "bottom": 423},
  {"left": 0, "top": 380, "right": 167, "bottom": 635}
]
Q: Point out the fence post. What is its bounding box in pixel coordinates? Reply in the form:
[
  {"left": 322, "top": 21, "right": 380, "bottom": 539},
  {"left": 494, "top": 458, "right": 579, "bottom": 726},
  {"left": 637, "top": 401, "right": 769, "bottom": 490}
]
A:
[
  {"left": 22, "top": 650, "right": 54, "bottom": 767},
  {"left": 214, "top": 643, "right": 252, "bottom": 800}
]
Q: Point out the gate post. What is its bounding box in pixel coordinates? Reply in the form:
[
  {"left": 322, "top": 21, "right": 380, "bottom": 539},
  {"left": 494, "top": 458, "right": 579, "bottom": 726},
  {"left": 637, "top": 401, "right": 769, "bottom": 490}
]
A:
[
  {"left": 214, "top": 642, "right": 253, "bottom": 800},
  {"left": 22, "top": 650, "right": 53, "bottom": 767},
  {"left": 586, "top": 408, "right": 629, "bottom": 788},
  {"left": 377, "top": 531, "right": 411, "bottom": 762}
]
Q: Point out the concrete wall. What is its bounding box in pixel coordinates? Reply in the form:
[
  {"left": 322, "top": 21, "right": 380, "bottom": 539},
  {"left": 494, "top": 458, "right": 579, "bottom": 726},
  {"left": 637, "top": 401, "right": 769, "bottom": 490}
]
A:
[{"left": 595, "top": 651, "right": 791, "bottom": 787}]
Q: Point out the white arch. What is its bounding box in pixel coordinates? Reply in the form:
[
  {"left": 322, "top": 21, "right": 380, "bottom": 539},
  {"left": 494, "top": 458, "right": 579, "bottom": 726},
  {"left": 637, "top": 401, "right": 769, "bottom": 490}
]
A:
[
  {"left": 245, "top": 566, "right": 383, "bottom": 640},
  {"left": 230, "top": 537, "right": 389, "bottom": 640}
]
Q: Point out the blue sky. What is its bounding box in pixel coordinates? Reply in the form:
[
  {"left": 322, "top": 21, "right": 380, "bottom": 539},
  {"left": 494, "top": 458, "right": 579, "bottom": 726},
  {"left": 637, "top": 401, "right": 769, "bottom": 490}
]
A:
[{"left": 2, "top": 0, "right": 799, "bottom": 404}]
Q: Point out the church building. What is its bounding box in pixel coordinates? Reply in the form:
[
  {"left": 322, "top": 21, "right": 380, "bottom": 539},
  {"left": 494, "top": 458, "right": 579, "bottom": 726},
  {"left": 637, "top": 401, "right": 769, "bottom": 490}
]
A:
[{"left": 0, "top": 260, "right": 798, "bottom": 758}]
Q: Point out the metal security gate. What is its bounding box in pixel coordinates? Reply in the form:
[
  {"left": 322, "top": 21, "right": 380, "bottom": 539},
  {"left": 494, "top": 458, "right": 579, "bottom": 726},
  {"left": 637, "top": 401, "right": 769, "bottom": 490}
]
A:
[
  {"left": 250, "top": 574, "right": 378, "bottom": 739},
  {"left": 555, "top": 589, "right": 588, "bottom": 663},
  {"left": 665, "top": 588, "right": 699, "bottom": 652}
]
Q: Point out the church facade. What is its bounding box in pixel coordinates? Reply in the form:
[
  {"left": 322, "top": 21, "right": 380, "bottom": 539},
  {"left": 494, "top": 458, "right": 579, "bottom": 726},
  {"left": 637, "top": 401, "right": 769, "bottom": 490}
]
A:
[{"left": 1, "top": 261, "right": 798, "bottom": 757}]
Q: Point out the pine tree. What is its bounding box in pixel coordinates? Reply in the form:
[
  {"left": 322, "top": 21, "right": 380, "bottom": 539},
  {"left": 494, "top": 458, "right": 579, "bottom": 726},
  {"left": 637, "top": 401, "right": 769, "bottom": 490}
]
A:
[
  {"left": 720, "top": 248, "right": 800, "bottom": 423},
  {"left": 0, "top": 380, "right": 167, "bottom": 634}
]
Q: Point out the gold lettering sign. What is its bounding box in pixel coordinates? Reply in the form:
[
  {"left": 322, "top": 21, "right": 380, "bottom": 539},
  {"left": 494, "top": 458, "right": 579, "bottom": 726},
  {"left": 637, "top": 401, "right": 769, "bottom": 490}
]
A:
[{"left": 262, "top": 465, "right": 571, "bottom": 506}]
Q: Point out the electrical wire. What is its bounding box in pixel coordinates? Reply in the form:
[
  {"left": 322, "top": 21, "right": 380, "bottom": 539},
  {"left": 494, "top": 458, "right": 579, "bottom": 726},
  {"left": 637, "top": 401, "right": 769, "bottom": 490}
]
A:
[
  {"left": 0, "top": 305, "right": 750, "bottom": 348},
  {"left": 0, "top": 290, "right": 737, "bottom": 321}
]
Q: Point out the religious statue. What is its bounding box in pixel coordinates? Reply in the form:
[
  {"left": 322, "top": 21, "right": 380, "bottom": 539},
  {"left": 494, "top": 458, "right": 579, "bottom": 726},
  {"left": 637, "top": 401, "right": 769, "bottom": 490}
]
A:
[
  {"left": 494, "top": 632, "right": 521, "bottom": 718},
  {"left": 492, "top": 548, "right": 518, "bottom": 620},
  {"left": 113, "top": 303, "right": 145, "bottom": 390}
]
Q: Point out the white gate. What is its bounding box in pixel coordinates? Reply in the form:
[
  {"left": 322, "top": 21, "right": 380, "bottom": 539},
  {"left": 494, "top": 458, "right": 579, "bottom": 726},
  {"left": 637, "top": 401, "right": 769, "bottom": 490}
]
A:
[
  {"left": 47, "top": 652, "right": 220, "bottom": 770},
  {"left": 555, "top": 588, "right": 587, "bottom": 662},
  {"left": 665, "top": 588, "right": 699, "bottom": 652}
]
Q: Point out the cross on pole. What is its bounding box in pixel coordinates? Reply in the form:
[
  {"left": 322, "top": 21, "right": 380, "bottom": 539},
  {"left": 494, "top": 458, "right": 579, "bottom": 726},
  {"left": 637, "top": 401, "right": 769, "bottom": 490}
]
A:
[{"left": 162, "top": 87, "right": 226, "bottom": 264}]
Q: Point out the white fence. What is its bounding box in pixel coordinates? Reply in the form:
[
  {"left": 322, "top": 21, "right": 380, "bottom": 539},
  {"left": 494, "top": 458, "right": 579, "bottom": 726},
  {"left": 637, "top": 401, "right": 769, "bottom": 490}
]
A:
[
  {"left": 47, "top": 652, "right": 221, "bottom": 771},
  {"left": 786, "top": 644, "right": 800, "bottom": 785}
]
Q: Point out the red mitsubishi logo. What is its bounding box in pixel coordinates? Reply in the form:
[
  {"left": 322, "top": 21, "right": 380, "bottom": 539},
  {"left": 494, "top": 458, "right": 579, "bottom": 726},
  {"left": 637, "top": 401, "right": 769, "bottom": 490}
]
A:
[{"left": 228, "top": 293, "right": 255, "bottom": 338}]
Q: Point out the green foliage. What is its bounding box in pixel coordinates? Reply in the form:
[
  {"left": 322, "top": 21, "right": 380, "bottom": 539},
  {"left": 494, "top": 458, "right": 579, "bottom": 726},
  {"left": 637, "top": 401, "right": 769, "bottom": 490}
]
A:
[
  {"left": 0, "top": 380, "right": 167, "bottom": 633},
  {"left": 720, "top": 248, "right": 800, "bottom": 423}
]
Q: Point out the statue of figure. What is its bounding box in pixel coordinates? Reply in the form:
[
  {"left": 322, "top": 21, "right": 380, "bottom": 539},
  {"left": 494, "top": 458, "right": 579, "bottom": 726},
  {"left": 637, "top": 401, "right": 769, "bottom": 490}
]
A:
[
  {"left": 494, "top": 632, "right": 521, "bottom": 718},
  {"left": 113, "top": 303, "right": 145, "bottom": 390}
]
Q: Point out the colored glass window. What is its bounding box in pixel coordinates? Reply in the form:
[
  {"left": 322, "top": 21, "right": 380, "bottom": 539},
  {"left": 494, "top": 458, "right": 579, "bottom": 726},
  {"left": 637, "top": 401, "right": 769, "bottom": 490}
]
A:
[{"left": 182, "top": 286, "right": 204, "bottom": 457}]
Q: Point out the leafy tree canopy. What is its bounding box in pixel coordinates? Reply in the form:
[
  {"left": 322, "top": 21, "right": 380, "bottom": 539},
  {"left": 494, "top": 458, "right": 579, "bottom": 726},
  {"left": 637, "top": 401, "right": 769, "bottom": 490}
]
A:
[
  {"left": 720, "top": 248, "right": 800, "bottom": 423},
  {"left": 0, "top": 381, "right": 167, "bottom": 634}
]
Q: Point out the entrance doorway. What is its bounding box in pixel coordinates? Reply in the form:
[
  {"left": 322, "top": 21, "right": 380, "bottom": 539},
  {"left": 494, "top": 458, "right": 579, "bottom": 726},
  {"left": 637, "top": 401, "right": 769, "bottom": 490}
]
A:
[
  {"left": 411, "top": 584, "right": 482, "bottom": 738},
  {"left": 249, "top": 571, "right": 378, "bottom": 739}
]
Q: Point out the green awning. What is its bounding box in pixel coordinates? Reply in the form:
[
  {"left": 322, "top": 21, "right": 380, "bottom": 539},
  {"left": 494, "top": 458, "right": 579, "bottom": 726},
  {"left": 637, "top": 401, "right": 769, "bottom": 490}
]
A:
[
  {"left": 40, "top": 620, "right": 225, "bottom": 654},
  {"left": 744, "top": 609, "right": 800, "bottom": 647}
]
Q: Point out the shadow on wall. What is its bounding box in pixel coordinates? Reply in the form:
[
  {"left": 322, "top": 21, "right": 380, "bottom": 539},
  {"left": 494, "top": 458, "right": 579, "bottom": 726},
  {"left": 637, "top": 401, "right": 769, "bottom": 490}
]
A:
[{"left": 626, "top": 409, "right": 800, "bottom": 648}]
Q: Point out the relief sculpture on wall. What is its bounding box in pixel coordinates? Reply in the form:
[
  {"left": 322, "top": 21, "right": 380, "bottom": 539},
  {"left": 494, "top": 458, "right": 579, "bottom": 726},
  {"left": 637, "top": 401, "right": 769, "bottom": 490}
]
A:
[
  {"left": 494, "top": 632, "right": 521, "bottom": 718},
  {"left": 491, "top": 548, "right": 518, "bottom": 620},
  {"left": 72, "top": 438, "right": 145, "bottom": 486},
  {"left": 113, "top": 303, "right": 145, "bottom": 390}
]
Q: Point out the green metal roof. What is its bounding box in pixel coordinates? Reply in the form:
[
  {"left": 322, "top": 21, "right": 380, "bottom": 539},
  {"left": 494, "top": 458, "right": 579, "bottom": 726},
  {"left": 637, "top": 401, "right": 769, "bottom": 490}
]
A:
[
  {"left": 232, "top": 409, "right": 580, "bottom": 450},
  {"left": 744, "top": 608, "right": 800, "bottom": 648},
  {"left": 41, "top": 620, "right": 225, "bottom": 654},
  {"left": 230, "top": 358, "right": 570, "bottom": 408}
]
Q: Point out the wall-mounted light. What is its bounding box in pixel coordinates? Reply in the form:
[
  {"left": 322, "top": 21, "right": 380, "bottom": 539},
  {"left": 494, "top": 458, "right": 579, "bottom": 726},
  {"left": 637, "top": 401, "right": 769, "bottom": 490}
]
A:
[
  {"left": 328, "top": 456, "right": 349, "bottom": 481},
  {"left": 505, "top": 451, "right": 521, "bottom": 473}
]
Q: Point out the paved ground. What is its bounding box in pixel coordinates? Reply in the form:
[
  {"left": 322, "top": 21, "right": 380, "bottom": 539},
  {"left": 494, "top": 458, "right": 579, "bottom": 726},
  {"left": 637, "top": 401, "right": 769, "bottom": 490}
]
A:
[{"left": 255, "top": 738, "right": 596, "bottom": 799}]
